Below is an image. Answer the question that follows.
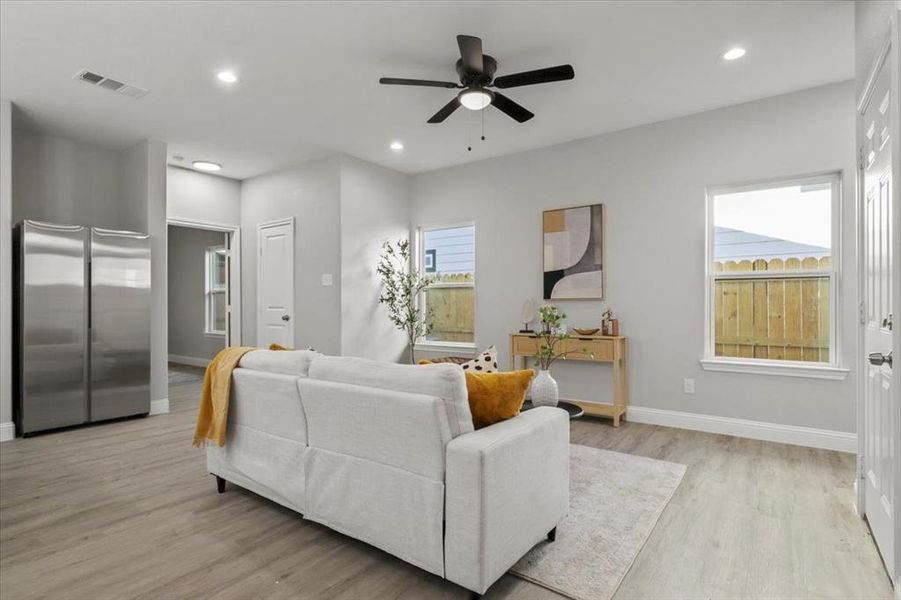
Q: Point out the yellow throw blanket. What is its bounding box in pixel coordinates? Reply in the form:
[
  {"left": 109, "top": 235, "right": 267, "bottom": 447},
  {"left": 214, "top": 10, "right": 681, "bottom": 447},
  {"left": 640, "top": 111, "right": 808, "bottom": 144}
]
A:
[{"left": 192, "top": 346, "right": 256, "bottom": 447}]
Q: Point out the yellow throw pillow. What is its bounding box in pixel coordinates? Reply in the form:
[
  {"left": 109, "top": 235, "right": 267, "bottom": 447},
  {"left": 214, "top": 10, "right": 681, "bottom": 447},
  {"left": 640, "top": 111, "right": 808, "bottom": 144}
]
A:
[{"left": 465, "top": 370, "right": 534, "bottom": 429}]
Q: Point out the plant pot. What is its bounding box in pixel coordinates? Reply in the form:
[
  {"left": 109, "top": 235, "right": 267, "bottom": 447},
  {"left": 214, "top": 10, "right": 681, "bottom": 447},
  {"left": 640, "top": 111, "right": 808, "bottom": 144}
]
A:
[{"left": 531, "top": 369, "right": 559, "bottom": 407}]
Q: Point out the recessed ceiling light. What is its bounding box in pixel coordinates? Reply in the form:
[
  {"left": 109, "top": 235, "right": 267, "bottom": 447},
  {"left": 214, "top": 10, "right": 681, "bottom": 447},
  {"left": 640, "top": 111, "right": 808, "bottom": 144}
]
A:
[
  {"left": 390, "top": 141, "right": 404, "bottom": 151},
  {"left": 722, "top": 47, "right": 746, "bottom": 61},
  {"left": 193, "top": 161, "right": 222, "bottom": 172},
  {"left": 216, "top": 70, "right": 238, "bottom": 84}
]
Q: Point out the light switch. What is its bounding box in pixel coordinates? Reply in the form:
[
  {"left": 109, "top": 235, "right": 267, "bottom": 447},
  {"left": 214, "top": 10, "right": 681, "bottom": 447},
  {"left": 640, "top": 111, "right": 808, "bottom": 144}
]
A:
[{"left": 321, "top": 273, "right": 333, "bottom": 286}]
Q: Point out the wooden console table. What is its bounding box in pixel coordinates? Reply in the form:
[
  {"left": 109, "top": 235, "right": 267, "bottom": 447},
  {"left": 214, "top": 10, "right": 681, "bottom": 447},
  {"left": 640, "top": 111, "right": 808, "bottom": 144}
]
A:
[{"left": 509, "top": 333, "right": 628, "bottom": 426}]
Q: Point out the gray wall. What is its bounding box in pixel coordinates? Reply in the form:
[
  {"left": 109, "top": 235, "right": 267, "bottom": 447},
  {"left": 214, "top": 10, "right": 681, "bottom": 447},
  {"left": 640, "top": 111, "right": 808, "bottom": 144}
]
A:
[
  {"left": 411, "top": 81, "right": 857, "bottom": 433},
  {"left": 0, "top": 100, "right": 11, "bottom": 432},
  {"left": 118, "top": 139, "right": 169, "bottom": 410},
  {"left": 240, "top": 154, "right": 413, "bottom": 360},
  {"left": 241, "top": 156, "right": 343, "bottom": 354},
  {"left": 167, "top": 225, "right": 227, "bottom": 361},
  {"left": 339, "top": 156, "right": 410, "bottom": 361},
  {"left": 12, "top": 129, "right": 122, "bottom": 228},
  {"left": 167, "top": 166, "right": 240, "bottom": 226}
]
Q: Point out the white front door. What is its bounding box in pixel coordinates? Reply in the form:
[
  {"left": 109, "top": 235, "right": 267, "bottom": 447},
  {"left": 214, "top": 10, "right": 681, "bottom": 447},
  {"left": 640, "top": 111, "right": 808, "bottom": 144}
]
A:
[
  {"left": 861, "top": 48, "right": 896, "bottom": 581},
  {"left": 257, "top": 218, "right": 294, "bottom": 349}
]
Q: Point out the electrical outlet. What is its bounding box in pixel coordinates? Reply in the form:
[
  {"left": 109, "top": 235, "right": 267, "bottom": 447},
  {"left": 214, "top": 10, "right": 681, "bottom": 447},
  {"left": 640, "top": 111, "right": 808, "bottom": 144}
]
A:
[
  {"left": 683, "top": 378, "right": 695, "bottom": 394},
  {"left": 321, "top": 273, "right": 333, "bottom": 286}
]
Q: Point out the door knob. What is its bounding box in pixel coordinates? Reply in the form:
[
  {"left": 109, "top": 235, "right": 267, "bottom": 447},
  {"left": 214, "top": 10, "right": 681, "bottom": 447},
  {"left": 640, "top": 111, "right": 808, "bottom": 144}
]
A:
[
  {"left": 868, "top": 351, "right": 893, "bottom": 367},
  {"left": 882, "top": 313, "right": 893, "bottom": 330},
  {"left": 281, "top": 314, "right": 291, "bottom": 322}
]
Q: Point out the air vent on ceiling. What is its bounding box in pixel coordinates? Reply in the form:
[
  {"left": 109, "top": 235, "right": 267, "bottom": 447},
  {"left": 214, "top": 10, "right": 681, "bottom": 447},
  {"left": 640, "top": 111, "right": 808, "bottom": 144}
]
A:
[{"left": 73, "top": 69, "right": 149, "bottom": 99}]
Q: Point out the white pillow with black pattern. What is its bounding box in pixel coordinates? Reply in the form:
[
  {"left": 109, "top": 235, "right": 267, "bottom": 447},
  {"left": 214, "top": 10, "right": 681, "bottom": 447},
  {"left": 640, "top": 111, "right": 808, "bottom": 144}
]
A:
[{"left": 461, "top": 345, "right": 499, "bottom": 373}]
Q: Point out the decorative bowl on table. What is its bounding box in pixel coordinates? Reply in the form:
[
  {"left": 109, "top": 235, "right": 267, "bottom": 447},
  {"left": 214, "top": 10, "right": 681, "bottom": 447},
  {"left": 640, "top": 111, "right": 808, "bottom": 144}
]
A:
[{"left": 572, "top": 327, "right": 600, "bottom": 336}]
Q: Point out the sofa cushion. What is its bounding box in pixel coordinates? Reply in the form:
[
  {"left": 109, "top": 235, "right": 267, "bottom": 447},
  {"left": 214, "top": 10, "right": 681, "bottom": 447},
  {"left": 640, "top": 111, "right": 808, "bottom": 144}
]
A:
[
  {"left": 299, "top": 378, "right": 451, "bottom": 479},
  {"left": 465, "top": 369, "right": 534, "bottom": 429},
  {"left": 460, "top": 345, "right": 499, "bottom": 373},
  {"left": 238, "top": 349, "right": 321, "bottom": 377},
  {"left": 307, "top": 356, "right": 474, "bottom": 437},
  {"left": 230, "top": 369, "right": 308, "bottom": 443}
]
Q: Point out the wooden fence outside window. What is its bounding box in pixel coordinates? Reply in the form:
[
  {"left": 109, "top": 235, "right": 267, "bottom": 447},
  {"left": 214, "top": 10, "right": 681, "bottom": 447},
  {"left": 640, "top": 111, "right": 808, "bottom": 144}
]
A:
[
  {"left": 424, "top": 273, "right": 475, "bottom": 344},
  {"left": 713, "top": 256, "right": 831, "bottom": 362}
]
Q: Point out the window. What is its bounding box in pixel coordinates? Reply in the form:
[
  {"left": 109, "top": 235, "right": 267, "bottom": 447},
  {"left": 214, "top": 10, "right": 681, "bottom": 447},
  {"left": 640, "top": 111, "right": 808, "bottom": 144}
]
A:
[
  {"left": 418, "top": 224, "right": 475, "bottom": 346},
  {"left": 205, "top": 246, "right": 227, "bottom": 335},
  {"left": 704, "top": 174, "right": 846, "bottom": 377}
]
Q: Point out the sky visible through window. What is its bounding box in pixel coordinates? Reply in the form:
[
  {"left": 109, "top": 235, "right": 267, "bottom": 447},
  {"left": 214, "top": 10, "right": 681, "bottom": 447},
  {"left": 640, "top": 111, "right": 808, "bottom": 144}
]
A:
[{"left": 714, "top": 182, "right": 831, "bottom": 250}]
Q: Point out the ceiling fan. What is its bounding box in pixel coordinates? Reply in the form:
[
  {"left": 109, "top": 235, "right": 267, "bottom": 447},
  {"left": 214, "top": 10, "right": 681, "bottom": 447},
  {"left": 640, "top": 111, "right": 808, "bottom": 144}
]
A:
[{"left": 379, "top": 35, "right": 574, "bottom": 124}]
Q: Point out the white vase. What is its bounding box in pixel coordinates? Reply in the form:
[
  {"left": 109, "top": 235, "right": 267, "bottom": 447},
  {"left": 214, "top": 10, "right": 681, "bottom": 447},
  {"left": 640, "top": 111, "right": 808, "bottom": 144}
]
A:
[{"left": 531, "top": 369, "right": 559, "bottom": 407}]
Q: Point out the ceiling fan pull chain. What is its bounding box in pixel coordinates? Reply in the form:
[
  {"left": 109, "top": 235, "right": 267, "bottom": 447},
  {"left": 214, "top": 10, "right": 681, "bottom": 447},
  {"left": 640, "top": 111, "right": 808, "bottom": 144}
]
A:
[
  {"left": 481, "top": 107, "right": 486, "bottom": 142},
  {"left": 467, "top": 107, "right": 472, "bottom": 151}
]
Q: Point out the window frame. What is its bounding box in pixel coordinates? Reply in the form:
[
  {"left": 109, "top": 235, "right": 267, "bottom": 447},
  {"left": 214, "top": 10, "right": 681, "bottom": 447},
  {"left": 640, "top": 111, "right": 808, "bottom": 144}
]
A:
[
  {"left": 414, "top": 222, "right": 477, "bottom": 351},
  {"left": 701, "top": 172, "right": 849, "bottom": 380},
  {"left": 204, "top": 244, "right": 227, "bottom": 337}
]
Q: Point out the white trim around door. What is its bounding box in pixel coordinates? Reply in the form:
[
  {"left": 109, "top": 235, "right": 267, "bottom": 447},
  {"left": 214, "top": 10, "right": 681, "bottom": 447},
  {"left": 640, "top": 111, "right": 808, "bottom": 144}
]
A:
[{"left": 167, "top": 217, "right": 242, "bottom": 347}]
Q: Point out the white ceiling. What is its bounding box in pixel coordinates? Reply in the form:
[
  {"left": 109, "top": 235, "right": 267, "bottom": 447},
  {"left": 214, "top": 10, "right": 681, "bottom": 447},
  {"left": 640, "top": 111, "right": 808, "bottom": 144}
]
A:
[{"left": 0, "top": 1, "right": 853, "bottom": 179}]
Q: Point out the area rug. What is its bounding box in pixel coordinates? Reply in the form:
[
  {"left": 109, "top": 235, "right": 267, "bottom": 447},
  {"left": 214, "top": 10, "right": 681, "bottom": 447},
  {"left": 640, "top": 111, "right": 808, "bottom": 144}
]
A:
[{"left": 510, "top": 444, "right": 687, "bottom": 600}]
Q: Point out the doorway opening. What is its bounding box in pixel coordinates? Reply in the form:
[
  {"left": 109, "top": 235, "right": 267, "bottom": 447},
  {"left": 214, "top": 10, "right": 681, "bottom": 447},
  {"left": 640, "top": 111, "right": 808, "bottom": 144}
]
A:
[{"left": 166, "top": 219, "right": 241, "bottom": 396}]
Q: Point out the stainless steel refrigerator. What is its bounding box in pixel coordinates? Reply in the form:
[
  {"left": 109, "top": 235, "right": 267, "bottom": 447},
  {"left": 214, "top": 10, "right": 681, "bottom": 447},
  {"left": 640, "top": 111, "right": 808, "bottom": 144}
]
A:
[{"left": 13, "top": 220, "right": 151, "bottom": 435}]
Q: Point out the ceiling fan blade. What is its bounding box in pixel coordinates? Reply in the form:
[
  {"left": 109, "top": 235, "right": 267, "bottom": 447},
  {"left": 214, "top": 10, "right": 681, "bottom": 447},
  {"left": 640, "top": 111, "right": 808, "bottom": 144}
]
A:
[
  {"left": 456, "top": 35, "right": 484, "bottom": 73},
  {"left": 379, "top": 77, "right": 459, "bottom": 89},
  {"left": 427, "top": 97, "right": 461, "bottom": 123},
  {"left": 493, "top": 65, "right": 575, "bottom": 89},
  {"left": 491, "top": 92, "right": 534, "bottom": 123}
]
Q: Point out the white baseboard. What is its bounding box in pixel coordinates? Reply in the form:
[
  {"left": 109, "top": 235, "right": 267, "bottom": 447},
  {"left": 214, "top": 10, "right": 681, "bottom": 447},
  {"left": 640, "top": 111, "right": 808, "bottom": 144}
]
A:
[
  {"left": 168, "top": 354, "right": 210, "bottom": 368},
  {"left": 626, "top": 406, "right": 856, "bottom": 453},
  {"left": 150, "top": 398, "right": 170, "bottom": 415},
  {"left": 0, "top": 421, "right": 14, "bottom": 442}
]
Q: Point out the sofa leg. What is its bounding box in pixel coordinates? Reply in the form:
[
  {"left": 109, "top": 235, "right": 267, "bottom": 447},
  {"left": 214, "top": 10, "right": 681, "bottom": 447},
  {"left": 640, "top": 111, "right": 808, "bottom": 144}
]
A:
[
  {"left": 215, "top": 475, "right": 226, "bottom": 494},
  {"left": 470, "top": 593, "right": 482, "bottom": 599},
  {"left": 547, "top": 526, "right": 557, "bottom": 542}
]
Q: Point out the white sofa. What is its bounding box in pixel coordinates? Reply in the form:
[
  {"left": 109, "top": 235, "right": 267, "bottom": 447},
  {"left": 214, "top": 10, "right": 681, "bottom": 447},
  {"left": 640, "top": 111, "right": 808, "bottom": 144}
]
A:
[{"left": 206, "top": 350, "right": 570, "bottom": 596}]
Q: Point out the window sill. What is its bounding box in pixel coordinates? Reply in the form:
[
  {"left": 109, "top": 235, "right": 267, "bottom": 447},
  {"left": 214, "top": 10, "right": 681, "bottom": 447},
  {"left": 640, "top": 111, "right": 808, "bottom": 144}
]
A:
[
  {"left": 204, "top": 332, "right": 226, "bottom": 339},
  {"left": 414, "top": 341, "right": 477, "bottom": 355},
  {"left": 699, "top": 358, "right": 849, "bottom": 380}
]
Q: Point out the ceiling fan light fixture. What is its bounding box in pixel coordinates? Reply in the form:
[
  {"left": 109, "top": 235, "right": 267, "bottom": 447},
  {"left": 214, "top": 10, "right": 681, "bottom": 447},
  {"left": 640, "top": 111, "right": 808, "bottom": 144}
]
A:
[{"left": 460, "top": 88, "right": 492, "bottom": 111}]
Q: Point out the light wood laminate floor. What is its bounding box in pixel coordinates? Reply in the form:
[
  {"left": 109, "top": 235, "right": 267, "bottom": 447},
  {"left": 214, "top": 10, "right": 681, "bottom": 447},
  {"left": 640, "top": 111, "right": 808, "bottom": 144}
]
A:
[{"left": 0, "top": 380, "right": 892, "bottom": 600}]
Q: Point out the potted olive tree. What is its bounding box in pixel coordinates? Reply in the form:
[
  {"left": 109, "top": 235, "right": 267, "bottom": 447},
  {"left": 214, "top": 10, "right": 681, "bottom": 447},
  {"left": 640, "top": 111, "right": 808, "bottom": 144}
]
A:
[
  {"left": 532, "top": 304, "right": 592, "bottom": 406},
  {"left": 377, "top": 239, "right": 434, "bottom": 364}
]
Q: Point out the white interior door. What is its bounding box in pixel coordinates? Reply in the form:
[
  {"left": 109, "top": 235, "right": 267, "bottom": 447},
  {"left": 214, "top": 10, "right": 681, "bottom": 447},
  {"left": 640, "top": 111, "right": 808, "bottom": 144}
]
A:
[
  {"left": 257, "top": 218, "right": 294, "bottom": 349},
  {"left": 861, "top": 48, "right": 896, "bottom": 581},
  {"left": 223, "top": 231, "right": 231, "bottom": 346}
]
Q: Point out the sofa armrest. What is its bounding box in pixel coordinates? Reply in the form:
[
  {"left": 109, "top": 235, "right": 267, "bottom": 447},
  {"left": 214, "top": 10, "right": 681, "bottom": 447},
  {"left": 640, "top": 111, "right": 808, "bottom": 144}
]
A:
[{"left": 444, "top": 407, "right": 570, "bottom": 594}]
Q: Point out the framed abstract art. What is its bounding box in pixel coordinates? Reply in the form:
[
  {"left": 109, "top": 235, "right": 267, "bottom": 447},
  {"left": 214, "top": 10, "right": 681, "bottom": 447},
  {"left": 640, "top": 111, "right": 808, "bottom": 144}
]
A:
[{"left": 542, "top": 204, "right": 605, "bottom": 300}]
